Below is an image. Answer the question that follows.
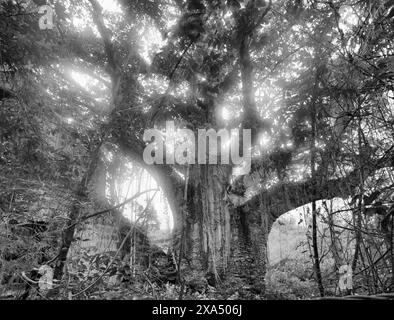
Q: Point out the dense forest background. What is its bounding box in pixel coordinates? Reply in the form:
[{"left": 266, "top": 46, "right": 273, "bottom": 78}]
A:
[{"left": 1, "top": 0, "right": 394, "bottom": 300}]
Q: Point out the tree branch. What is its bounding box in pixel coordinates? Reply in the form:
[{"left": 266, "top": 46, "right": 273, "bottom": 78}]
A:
[{"left": 88, "top": 0, "right": 121, "bottom": 102}]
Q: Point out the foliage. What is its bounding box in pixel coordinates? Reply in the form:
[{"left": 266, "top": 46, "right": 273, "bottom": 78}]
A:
[{"left": 1, "top": 0, "right": 394, "bottom": 300}]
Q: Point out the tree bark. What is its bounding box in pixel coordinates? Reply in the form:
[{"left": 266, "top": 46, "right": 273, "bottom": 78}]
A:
[
  {"left": 183, "top": 164, "right": 232, "bottom": 283},
  {"left": 230, "top": 198, "right": 271, "bottom": 296},
  {"left": 180, "top": 164, "right": 273, "bottom": 296}
]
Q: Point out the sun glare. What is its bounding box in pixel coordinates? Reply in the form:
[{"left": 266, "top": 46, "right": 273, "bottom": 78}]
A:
[
  {"left": 221, "top": 106, "right": 232, "bottom": 121},
  {"left": 99, "top": 0, "right": 122, "bottom": 13},
  {"left": 138, "top": 24, "right": 167, "bottom": 64},
  {"left": 118, "top": 169, "right": 174, "bottom": 231},
  {"left": 339, "top": 6, "right": 359, "bottom": 32},
  {"left": 70, "top": 70, "right": 92, "bottom": 88}
]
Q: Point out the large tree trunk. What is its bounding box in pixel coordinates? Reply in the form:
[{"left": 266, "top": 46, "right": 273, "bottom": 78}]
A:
[
  {"left": 182, "top": 164, "right": 232, "bottom": 283},
  {"left": 180, "top": 164, "right": 271, "bottom": 296},
  {"left": 230, "top": 199, "right": 270, "bottom": 296}
]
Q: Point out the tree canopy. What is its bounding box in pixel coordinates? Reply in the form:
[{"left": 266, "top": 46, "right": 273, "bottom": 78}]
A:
[{"left": 1, "top": 0, "right": 394, "bottom": 300}]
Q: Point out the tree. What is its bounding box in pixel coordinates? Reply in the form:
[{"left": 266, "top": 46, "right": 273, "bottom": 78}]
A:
[{"left": 1, "top": 0, "right": 394, "bottom": 299}]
